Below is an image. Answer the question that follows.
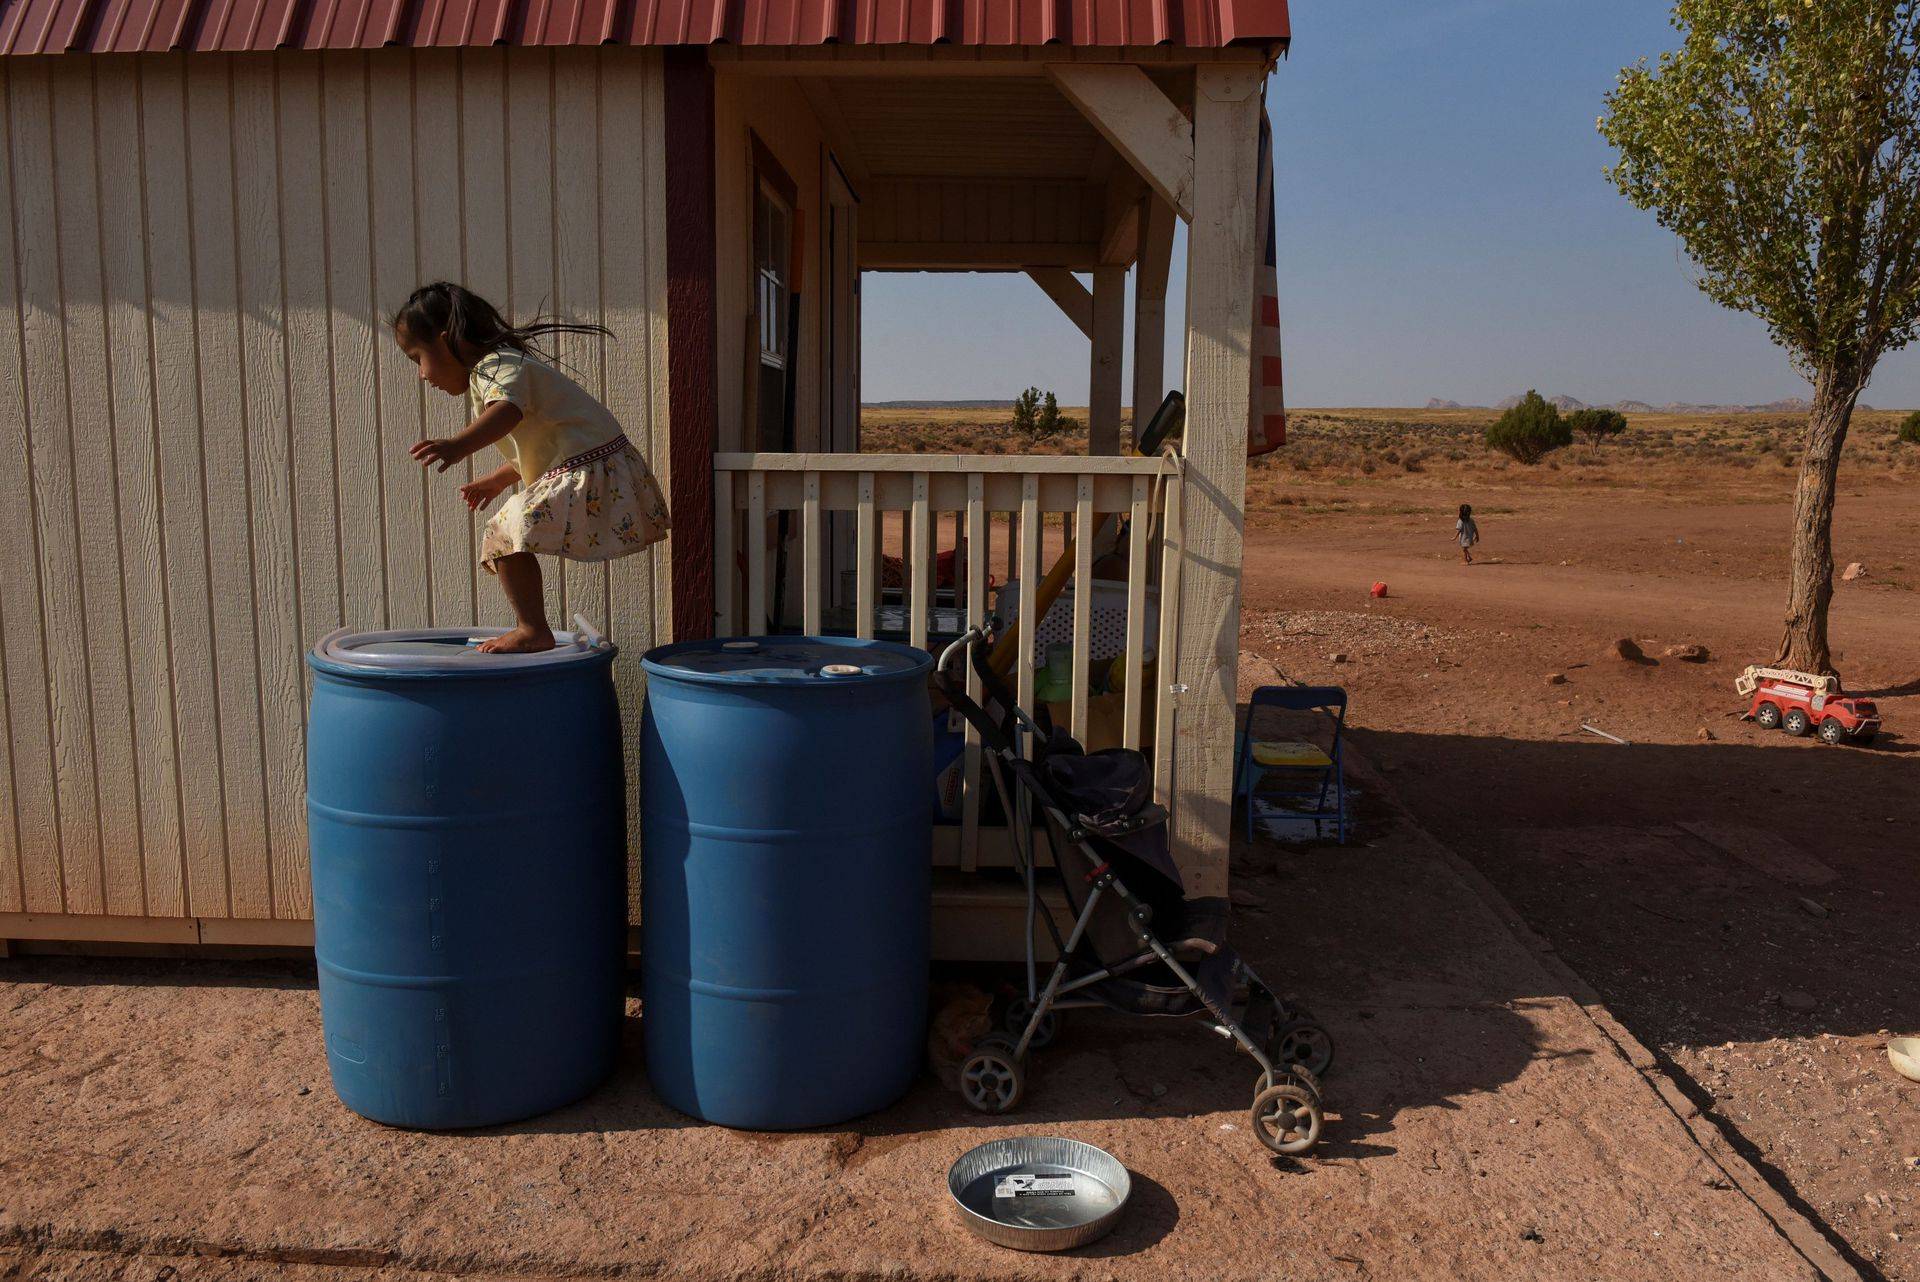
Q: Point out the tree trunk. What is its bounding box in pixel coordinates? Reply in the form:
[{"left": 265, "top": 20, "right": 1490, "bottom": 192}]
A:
[{"left": 1773, "top": 367, "right": 1861, "bottom": 676}]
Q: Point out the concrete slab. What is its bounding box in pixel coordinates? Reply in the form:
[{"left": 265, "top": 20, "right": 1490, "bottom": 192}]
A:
[{"left": 0, "top": 821, "right": 1830, "bottom": 1280}]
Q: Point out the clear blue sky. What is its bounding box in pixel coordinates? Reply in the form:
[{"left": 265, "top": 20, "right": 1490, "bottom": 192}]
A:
[{"left": 861, "top": 0, "right": 1920, "bottom": 409}]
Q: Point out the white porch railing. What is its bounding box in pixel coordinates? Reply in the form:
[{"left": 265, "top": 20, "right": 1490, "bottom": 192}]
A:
[{"left": 712, "top": 451, "right": 1184, "bottom": 871}]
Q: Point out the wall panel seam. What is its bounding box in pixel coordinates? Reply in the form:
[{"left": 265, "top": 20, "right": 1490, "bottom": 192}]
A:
[
  {"left": 180, "top": 56, "right": 237, "bottom": 918},
  {"left": 89, "top": 55, "right": 150, "bottom": 914},
  {"left": 360, "top": 53, "right": 392, "bottom": 629},
  {"left": 11, "top": 66, "right": 68, "bottom": 913},
  {"left": 224, "top": 54, "right": 278, "bottom": 917},
  {"left": 47, "top": 63, "right": 108, "bottom": 913},
  {"left": 134, "top": 58, "right": 195, "bottom": 920}
]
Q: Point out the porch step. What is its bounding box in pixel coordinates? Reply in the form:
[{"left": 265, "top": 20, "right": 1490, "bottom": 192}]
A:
[{"left": 931, "top": 870, "right": 1071, "bottom": 963}]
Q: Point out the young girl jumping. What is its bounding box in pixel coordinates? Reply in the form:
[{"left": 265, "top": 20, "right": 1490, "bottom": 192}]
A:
[
  {"left": 1455, "top": 503, "right": 1480, "bottom": 564},
  {"left": 397, "top": 282, "right": 670, "bottom": 653}
]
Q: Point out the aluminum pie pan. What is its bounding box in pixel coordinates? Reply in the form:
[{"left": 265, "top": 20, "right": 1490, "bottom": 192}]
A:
[{"left": 947, "top": 1136, "right": 1131, "bottom": 1252}]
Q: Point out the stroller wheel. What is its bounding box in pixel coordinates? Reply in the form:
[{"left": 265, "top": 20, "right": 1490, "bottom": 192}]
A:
[
  {"left": 1270, "top": 1020, "right": 1336, "bottom": 1078},
  {"left": 1251, "top": 1081, "right": 1323, "bottom": 1156},
  {"left": 1256, "top": 1063, "right": 1321, "bottom": 1100},
  {"left": 960, "top": 1044, "right": 1025, "bottom": 1114},
  {"left": 1001, "top": 997, "right": 1061, "bottom": 1051}
]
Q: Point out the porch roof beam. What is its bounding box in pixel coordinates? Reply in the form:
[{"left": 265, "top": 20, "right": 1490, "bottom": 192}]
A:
[
  {"left": 861, "top": 241, "right": 1101, "bottom": 270},
  {"left": 797, "top": 80, "right": 873, "bottom": 192},
  {"left": 1047, "top": 65, "right": 1194, "bottom": 222},
  {"left": 1025, "top": 267, "right": 1093, "bottom": 338},
  {"left": 1099, "top": 170, "right": 1144, "bottom": 264}
]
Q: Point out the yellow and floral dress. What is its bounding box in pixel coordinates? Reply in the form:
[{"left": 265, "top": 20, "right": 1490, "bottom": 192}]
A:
[{"left": 469, "top": 349, "right": 671, "bottom": 569}]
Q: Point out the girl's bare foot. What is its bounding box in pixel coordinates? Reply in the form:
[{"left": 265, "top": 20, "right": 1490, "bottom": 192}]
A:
[{"left": 478, "top": 624, "right": 555, "bottom": 654}]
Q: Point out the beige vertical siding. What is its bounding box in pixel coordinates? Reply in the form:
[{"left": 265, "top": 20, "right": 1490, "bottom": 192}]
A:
[{"left": 0, "top": 46, "right": 671, "bottom": 934}]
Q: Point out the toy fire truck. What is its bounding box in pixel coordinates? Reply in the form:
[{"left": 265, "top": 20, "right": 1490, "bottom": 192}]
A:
[{"left": 1735, "top": 666, "right": 1880, "bottom": 745}]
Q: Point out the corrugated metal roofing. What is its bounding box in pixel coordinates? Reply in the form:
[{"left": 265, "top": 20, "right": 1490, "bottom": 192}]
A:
[{"left": 0, "top": 0, "right": 1288, "bottom": 54}]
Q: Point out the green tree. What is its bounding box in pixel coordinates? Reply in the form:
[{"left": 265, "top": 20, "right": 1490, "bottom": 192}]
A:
[
  {"left": 1011, "top": 387, "right": 1042, "bottom": 436},
  {"left": 1568, "top": 407, "right": 1630, "bottom": 448},
  {"left": 1900, "top": 409, "right": 1920, "bottom": 443},
  {"left": 1485, "top": 391, "right": 1572, "bottom": 464},
  {"left": 1038, "top": 391, "right": 1062, "bottom": 434},
  {"left": 1601, "top": 1, "right": 1920, "bottom": 674}
]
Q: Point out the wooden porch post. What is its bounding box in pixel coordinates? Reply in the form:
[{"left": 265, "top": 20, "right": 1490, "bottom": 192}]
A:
[
  {"left": 1170, "top": 66, "right": 1262, "bottom": 899},
  {"left": 1131, "top": 195, "right": 1175, "bottom": 443},
  {"left": 1088, "top": 265, "right": 1125, "bottom": 455}
]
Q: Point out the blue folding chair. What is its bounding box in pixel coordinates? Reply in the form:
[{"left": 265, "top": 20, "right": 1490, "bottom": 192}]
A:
[{"left": 1234, "top": 686, "right": 1349, "bottom": 844}]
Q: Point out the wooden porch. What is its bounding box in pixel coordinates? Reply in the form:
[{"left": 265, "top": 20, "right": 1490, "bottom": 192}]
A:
[{"left": 699, "top": 45, "right": 1275, "bottom": 944}]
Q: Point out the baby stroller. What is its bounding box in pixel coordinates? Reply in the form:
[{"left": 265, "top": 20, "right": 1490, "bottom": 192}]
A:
[{"left": 935, "top": 623, "right": 1334, "bottom": 1155}]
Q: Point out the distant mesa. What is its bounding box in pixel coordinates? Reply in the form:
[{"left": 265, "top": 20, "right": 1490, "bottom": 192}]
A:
[
  {"left": 863, "top": 399, "right": 1014, "bottom": 410},
  {"left": 1493, "top": 393, "right": 1590, "bottom": 412}
]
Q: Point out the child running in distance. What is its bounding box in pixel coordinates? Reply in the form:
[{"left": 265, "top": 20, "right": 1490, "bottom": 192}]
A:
[
  {"left": 396, "top": 282, "right": 670, "bottom": 652},
  {"left": 1456, "top": 503, "right": 1480, "bottom": 564}
]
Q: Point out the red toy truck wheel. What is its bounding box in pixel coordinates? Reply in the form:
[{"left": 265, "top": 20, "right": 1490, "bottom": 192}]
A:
[
  {"left": 1754, "top": 702, "right": 1782, "bottom": 729},
  {"left": 1782, "top": 708, "right": 1811, "bottom": 736}
]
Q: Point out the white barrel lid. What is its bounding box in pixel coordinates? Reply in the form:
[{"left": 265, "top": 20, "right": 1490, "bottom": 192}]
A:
[
  {"left": 641, "top": 636, "right": 931, "bottom": 685},
  {"left": 312, "top": 625, "right": 614, "bottom": 675}
]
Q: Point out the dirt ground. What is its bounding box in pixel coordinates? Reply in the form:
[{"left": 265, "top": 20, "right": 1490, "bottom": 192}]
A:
[
  {"left": 3, "top": 407, "right": 1912, "bottom": 1279},
  {"left": 1236, "top": 415, "right": 1920, "bottom": 1281},
  {"left": 0, "top": 802, "right": 1836, "bottom": 1278}
]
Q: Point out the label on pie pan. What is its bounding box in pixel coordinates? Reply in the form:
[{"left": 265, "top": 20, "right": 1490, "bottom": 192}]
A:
[{"left": 993, "top": 1174, "right": 1078, "bottom": 1199}]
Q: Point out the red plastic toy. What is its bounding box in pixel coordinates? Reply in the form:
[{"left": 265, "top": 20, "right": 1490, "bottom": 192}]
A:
[{"left": 1735, "top": 666, "right": 1880, "bottom": 745}]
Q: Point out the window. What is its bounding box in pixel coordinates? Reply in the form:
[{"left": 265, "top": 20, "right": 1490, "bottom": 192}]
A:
[
  {"left": 755, "top": 180, "right": 790, "bottom": 371},
  {"left": 751, "top": 138, "right": 798, "bottom": 452}
]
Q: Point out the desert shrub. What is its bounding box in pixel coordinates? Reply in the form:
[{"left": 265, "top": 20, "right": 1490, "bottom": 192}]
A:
[
  {"left": 1011, "top": 387, "right": 1081, "bottom": 437},
  {"left": 1568, "top": 408, "right": 1629, "bottom": 447},
  {"left": 1484, "top": 391, "right": 1572, "bottom": 464},
  {"left": 1900, "top": 410, "right": 1920, "bottom": 444},
  {"left": 1038, "top": 392, "right": 1081, "bottom": 436},
  {"left": 1012, "top": 387, "right": 1041, "bottom": 435}
]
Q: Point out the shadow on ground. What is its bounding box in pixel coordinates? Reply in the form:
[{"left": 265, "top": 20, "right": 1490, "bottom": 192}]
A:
[{"left": 1348, "top": 726, "right": 1920, "bottom": 1050}]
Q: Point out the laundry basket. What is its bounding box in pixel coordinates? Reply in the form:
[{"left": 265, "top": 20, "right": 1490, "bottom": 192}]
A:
[{"left": 997, "top": 580, "right": 1159, "bottom": 668}]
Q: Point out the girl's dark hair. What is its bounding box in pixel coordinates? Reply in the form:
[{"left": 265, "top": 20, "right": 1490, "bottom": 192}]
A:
[
  {"left": 1458, "top": 503, "right": 1472, "bottom": 519},
  {"left": 392, "top": 282, "right": 611, "bottom": 366}
]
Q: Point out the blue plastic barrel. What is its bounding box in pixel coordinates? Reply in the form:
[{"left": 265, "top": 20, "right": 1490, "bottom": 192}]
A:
[
  {"left": 641, "top": 636, "right": 933, "bottom": 1129},
  {"left": 306, "top": 627, "right": 627, "bottom": 1129}
]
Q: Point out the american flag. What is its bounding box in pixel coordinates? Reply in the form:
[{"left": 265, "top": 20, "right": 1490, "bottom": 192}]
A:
[{"left": 1249, "top": 102, "right": 1286, "bottom": 456}]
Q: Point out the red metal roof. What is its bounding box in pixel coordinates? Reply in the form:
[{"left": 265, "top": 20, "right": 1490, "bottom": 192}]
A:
[{"left": 0, "top": 0, "right": 1287, "bottom": 54}]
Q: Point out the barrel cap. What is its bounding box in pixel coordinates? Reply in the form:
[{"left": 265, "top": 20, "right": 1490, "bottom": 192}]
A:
[
  {"left": 309, "top": 626, "right": 616, "bottom": 678},
  {"left": 642, "top": 636, "right": 931, "bottom": 686}
]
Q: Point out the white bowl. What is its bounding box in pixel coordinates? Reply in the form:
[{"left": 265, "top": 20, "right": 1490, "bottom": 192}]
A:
[{"left": 1888, "top": 1038, "right": 1920, "bottom": 1083}]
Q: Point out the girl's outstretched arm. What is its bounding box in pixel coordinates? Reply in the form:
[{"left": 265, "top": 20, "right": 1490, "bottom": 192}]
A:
[
  {"left": 459, "top": 461, "right": 520, "bottom": 511},
  {"left": 411, "top": 399, "right": 524, "bottom": 472}
]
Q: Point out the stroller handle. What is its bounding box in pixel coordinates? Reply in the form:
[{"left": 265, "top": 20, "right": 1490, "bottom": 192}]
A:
[
  {"left": 934, "top": 617, "right": 1052, "bottom": 753},
  {"left": 934, "top": 625, "right": 990, "bottom": 685}
]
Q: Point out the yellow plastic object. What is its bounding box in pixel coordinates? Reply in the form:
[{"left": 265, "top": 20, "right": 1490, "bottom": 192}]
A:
[
  {"left": 1250, "top": 740, "right": 1332, "bottom": 769},
  {"left": 1105, "top": 654, "right": 1155, "bottom": 695}
]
